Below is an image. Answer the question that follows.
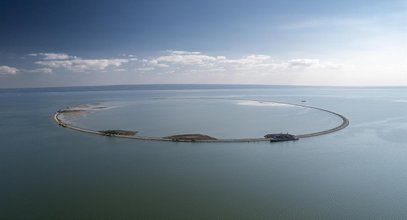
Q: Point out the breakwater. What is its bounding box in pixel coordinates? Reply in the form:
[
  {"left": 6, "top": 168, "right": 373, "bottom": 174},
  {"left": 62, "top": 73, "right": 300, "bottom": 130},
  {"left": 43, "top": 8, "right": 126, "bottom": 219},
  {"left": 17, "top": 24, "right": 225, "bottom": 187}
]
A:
[{"left": 53, "top": 99, "right": 349, "bottom": 143}]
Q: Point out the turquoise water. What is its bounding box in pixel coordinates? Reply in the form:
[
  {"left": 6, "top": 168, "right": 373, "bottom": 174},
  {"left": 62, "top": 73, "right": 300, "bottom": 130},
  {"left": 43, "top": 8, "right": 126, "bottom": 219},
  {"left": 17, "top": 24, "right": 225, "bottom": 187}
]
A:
[{"left": 1, "top": 85, "right": 407, "bottom": 219}]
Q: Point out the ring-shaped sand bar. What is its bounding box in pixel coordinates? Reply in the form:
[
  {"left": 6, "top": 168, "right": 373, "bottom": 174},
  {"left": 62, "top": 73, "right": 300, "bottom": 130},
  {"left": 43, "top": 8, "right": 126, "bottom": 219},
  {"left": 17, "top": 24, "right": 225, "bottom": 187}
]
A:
[{"left": 52, "top": 99, "right": 349, "bottom": 143}]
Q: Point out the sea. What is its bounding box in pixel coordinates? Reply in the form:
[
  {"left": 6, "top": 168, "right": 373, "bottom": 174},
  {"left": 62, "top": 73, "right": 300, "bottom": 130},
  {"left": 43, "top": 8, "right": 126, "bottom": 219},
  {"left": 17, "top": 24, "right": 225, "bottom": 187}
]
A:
[{"left": 1, "top": 84, "right": 407, "bottom": 219}]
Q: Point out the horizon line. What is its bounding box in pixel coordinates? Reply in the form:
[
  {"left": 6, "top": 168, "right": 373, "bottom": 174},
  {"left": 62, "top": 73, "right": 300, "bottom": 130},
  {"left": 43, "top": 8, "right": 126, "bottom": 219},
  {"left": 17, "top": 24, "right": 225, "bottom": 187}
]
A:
[{"left": 1, "top": 83, "right": 407, "bottom": 91}]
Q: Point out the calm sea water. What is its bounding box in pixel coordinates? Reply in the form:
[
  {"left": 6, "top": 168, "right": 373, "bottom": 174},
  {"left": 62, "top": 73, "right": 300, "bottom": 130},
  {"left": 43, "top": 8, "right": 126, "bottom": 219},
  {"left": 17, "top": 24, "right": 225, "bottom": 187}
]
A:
[
  {"left": 67, "top": 98, "right": 341, "bottom": 139},
  {"left": 1, "top": 85, "right": 407, "bottom": 219}
]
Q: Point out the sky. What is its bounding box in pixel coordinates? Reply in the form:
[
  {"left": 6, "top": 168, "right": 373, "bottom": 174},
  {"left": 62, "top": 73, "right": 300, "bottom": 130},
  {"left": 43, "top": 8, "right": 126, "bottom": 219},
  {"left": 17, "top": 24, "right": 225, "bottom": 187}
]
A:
[{"left": 0, "top": 0, "right": 406, "bottom": 88}]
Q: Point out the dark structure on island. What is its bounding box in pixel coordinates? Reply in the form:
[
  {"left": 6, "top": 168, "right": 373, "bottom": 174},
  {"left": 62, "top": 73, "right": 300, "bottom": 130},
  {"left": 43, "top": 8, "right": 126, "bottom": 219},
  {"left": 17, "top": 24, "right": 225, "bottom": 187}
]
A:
[
  {"left": 264, "top": 133, "right": 299, "bottom": 142},
  {"left": 53, "top": 99, "right": 349, "bottom": 143}
]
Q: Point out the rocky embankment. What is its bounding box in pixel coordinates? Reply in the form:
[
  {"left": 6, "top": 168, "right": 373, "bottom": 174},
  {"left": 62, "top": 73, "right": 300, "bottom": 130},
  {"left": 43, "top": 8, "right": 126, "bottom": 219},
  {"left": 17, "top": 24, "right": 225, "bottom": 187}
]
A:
[{"left": 99, "top": 130, "right": 137, "bottom": 136}]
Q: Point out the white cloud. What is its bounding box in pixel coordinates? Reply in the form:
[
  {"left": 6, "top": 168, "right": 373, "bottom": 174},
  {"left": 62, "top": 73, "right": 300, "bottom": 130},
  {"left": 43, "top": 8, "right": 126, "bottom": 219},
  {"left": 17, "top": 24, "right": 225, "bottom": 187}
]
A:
[
  {"left": 285, "top": 59, "right": 345, "bottom": 70},
  {"left": 36, "top": 58, "right": 129, "bottom": 72},
  {"left": 0, "top": 66, "right": 18, "bottom": 75},
  {"left": 287, "top": 59, "right": 320, "bottom": 68},
  {"left": 150, "top": 51, "right": 275, "bottom": 70},
  {"left": 147, "top": 59, "right": 170, "bottom": 68},
  {"left": 29, "top": 53, "right": 73, "bottom": 60},
  {"left": 128, "top": 50, "right": 347, "bottom": 86},
  {"left": 155, "top": 51, "right": 217, "bottom": 65},
  {"left": 146, "top": 50, "right": 341, "bottom": 72},
  {"left": 31, "top": 52, "right": 132, "bottom": 72},
  {"left": 220, "top": 54, "right": 272, "bottom": 65},
  {"left": 22, "top": 51, "right": 345, "bottom": 85}
]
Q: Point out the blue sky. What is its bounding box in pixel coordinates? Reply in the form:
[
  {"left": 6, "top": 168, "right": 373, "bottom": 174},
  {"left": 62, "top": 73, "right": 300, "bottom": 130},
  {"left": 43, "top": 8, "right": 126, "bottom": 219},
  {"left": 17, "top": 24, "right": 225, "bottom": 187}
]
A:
[{"left": 0, "top": 0, "right": 406, "bottom": 87}]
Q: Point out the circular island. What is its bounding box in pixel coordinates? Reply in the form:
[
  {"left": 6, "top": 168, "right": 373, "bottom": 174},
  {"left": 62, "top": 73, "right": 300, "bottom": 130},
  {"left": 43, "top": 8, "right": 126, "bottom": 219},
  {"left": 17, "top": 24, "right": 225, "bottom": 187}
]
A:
[{"left": 53, "top": 99, "right": 349, "bottom": 143}]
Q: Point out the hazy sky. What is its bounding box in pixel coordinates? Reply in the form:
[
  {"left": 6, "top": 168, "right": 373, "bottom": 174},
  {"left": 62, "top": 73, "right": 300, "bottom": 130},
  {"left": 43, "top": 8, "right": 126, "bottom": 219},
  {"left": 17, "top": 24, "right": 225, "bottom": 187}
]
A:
[{"left": 0, "top": 0, "right": 406, "bottom": 88}]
